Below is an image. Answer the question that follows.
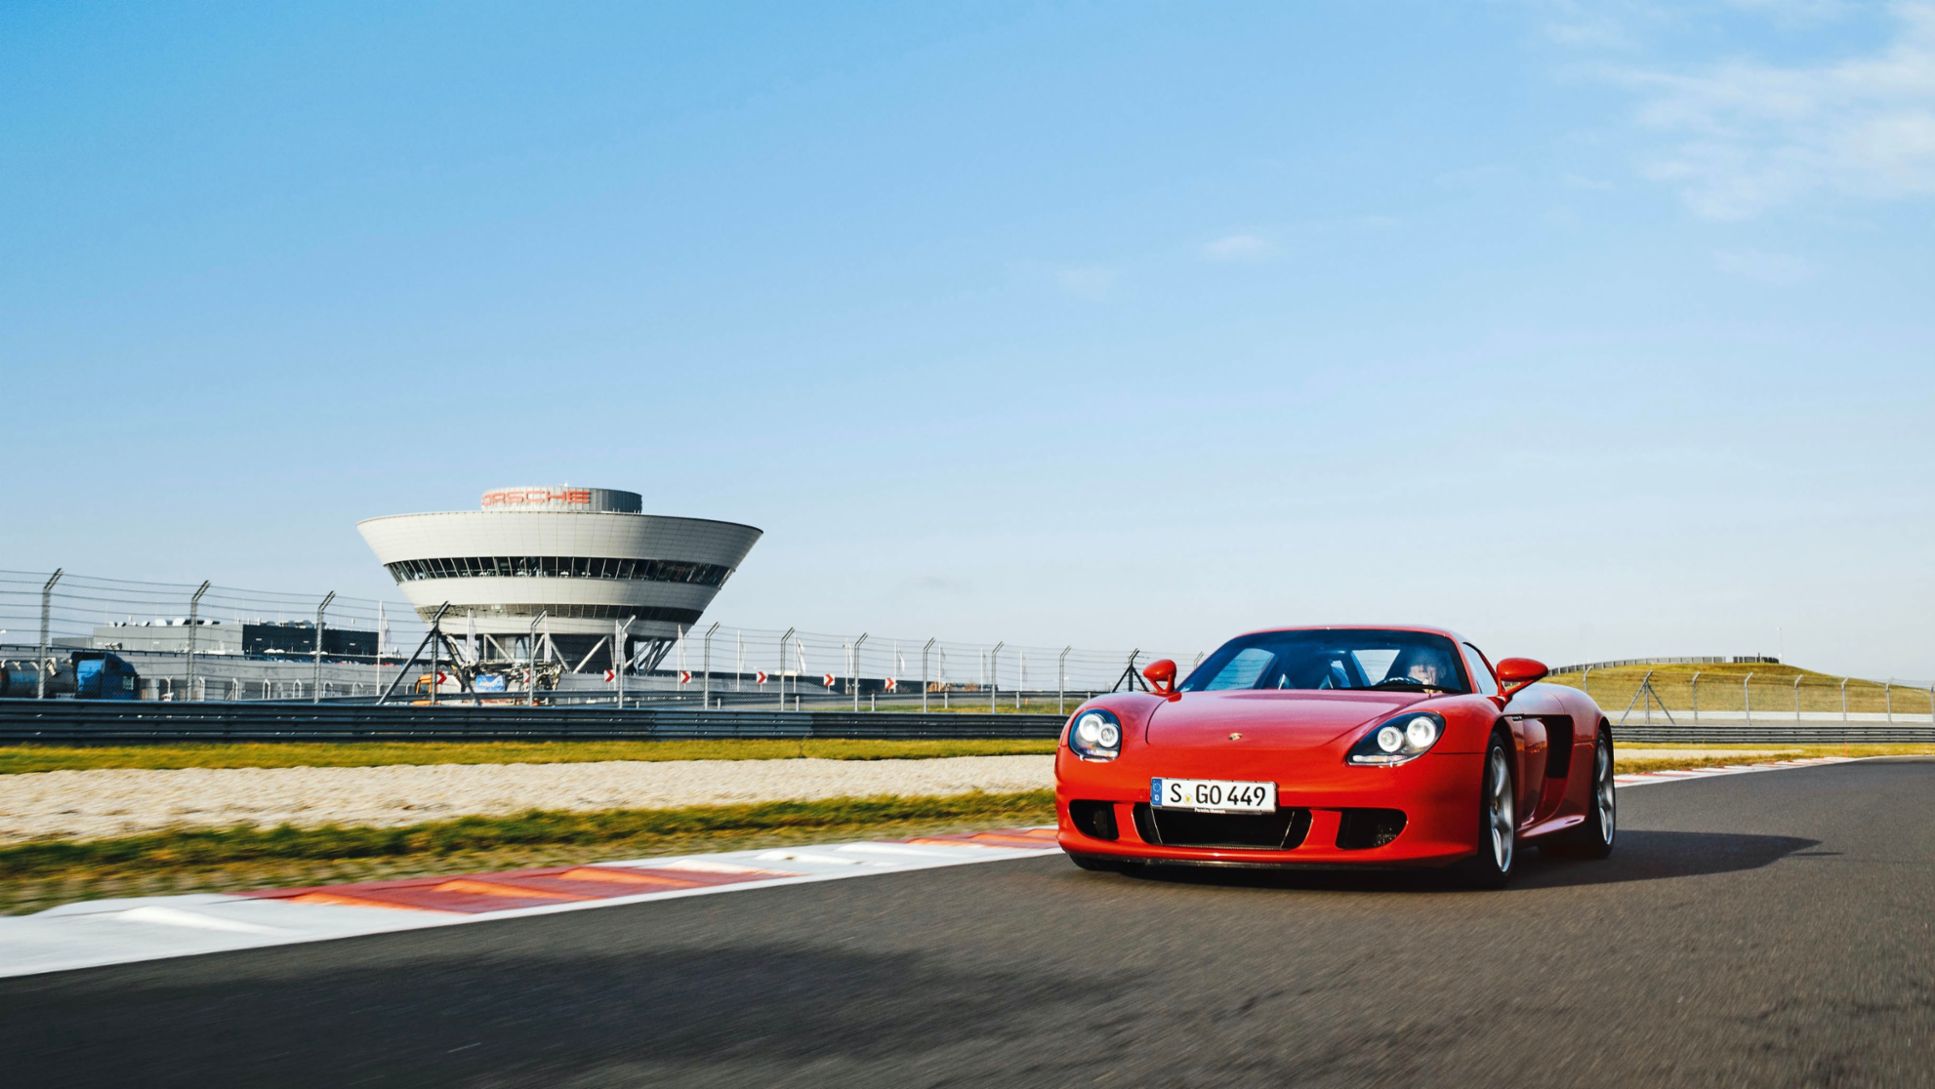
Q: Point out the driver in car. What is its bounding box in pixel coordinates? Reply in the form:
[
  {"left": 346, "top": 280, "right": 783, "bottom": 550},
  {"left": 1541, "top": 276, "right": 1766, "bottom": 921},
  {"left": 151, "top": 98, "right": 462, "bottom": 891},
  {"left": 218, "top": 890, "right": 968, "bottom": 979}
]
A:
[{"left": 1396, "top": 648, "right": 1456, "bottom": 689}]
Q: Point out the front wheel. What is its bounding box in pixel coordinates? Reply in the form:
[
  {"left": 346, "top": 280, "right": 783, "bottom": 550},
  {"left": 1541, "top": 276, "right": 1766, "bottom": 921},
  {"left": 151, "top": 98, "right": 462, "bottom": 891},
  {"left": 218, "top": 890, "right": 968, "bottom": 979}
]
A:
[{"left": 1453, "top": 733, "right": 1517, "bottom": 889}]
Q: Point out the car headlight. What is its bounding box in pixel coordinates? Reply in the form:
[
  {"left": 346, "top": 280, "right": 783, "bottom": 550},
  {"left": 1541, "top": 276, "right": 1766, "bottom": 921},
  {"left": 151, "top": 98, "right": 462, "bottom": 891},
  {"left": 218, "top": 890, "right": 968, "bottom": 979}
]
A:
[
  {"left": 1068, "top": 709, "right": 1122, "bottom": 761},
  {"left": 1347, "top": 712, "right": 1444, "bottom": 766}
]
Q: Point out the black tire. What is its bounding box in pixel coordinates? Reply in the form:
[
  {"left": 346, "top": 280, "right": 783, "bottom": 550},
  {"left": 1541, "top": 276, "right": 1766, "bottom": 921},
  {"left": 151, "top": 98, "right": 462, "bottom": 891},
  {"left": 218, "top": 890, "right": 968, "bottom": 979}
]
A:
[
  {"left": 1452, "top": 730, "right": 1517, "bottom": 889},
  {"left": 1544, "top": 727, "right": 1616, "bottom": 859},
  {"left": 1067, "top": 853, "right": 1123, "bottom": 873}
]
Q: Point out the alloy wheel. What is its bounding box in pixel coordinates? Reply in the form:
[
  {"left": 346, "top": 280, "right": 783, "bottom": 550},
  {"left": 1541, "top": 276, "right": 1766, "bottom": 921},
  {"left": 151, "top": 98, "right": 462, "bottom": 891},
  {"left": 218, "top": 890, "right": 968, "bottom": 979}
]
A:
[
  {"left": 1488, "top": 747, "right": 1515, "bottom": 872},
  {"left": 1595, "top": 738, "right": 1615, "bottom": 845}
]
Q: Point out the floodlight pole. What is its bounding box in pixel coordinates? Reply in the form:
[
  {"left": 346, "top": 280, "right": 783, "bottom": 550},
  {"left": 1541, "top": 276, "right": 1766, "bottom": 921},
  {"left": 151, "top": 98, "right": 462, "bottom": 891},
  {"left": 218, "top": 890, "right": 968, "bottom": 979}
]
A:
[
  {"left": 312, "top": 591, "right": 335, "bottom": 704},
  {"left": 36, "top": 569, "right": 62, "bottom": 699},
  {"left": 184, "top": 579, "right": 209, "bottom": 702}
]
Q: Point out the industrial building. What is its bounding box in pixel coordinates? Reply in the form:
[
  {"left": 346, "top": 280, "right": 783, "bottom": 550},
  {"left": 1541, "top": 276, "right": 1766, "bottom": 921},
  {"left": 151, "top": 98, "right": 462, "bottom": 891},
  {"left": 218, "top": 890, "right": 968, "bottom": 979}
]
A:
[
  {"left": 357, "top": 486, "right": 761, "bottom": 672},
  {"left": 90, "top": 619, "right": 376, "bottom": 660}
]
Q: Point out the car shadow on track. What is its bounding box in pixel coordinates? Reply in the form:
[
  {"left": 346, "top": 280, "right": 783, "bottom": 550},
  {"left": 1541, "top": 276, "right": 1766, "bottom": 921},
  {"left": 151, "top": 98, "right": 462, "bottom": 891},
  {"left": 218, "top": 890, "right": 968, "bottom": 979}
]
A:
[{"left": 1099, "top": 830, "right": 1820, "bottom": 895}]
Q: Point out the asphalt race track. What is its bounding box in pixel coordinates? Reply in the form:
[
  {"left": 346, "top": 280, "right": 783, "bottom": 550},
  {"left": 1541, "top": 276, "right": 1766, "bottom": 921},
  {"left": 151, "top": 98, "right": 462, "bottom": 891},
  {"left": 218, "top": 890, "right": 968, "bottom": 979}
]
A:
[{"left": 2, "top": 759, "right": 1930, "bottom": 1089}]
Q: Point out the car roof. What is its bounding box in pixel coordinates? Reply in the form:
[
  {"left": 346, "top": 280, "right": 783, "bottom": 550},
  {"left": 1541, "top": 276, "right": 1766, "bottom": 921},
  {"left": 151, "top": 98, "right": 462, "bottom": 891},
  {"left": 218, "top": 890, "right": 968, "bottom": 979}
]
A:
[{"left": 1230, "top": 624, "right": 1473, "bottom": 645}]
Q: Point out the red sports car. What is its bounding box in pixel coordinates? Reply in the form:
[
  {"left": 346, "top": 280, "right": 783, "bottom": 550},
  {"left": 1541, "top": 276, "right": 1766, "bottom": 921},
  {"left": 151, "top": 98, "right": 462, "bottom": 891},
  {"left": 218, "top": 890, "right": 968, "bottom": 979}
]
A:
[{"left": 1055, "top": 626, "right": 1614, "bottom": 887}]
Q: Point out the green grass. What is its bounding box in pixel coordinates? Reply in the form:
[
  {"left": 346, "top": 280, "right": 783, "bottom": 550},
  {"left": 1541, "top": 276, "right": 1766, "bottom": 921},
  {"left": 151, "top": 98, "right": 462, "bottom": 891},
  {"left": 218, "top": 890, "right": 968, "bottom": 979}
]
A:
[
  {"left": 0, "top": 737, "right": 1057, "bottom": 775},
  {"left": 0, "top": 790, "right": 1056, "bottom": 882},
  {"left": 0, "top": 791, "right": 1056, "bottom": 916}
]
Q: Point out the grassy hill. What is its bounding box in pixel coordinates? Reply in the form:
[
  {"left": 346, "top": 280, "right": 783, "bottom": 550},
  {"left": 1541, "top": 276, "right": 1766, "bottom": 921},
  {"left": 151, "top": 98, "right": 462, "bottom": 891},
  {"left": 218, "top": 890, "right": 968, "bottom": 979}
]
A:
[{"left": 1544, "top": 661, "right": 1933, "bottom": 717}]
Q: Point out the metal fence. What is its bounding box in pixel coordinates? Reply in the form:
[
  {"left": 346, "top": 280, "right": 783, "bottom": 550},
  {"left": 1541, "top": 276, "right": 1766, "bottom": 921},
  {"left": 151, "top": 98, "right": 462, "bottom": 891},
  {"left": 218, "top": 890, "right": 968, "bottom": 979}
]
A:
[
  {"left": 1547, "top": 665, "right": 1935, "bottom": 728},
  {"left": 0, "top": 568, "right": 1199, "bottom": 710},
  {"left": 6, "top": 568, "right": 1930, "bottom": 726}
]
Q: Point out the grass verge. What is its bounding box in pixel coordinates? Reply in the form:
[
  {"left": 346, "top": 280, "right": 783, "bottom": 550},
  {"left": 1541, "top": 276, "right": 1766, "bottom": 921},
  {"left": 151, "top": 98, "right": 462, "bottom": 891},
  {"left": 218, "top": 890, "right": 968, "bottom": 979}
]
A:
[
  {"left": 0, "top": 790, "right": 1056, "bottom": 915},
  {"left": 0, "top": 738, "right": 1057, "bottom": 775}
]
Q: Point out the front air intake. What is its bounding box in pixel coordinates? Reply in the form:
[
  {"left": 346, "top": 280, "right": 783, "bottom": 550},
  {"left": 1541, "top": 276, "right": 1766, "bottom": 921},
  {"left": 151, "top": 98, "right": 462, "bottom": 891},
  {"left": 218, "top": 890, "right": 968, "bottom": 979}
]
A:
[
  {"left": 1132, "top": 805, "right": 1311, "bottom": 850},
  {"left": 1336, "top": 809, "right": 1407, "bottom": 849},
  {"left": 1069, "top": 801, "right": 1119, "bottom": 841}
]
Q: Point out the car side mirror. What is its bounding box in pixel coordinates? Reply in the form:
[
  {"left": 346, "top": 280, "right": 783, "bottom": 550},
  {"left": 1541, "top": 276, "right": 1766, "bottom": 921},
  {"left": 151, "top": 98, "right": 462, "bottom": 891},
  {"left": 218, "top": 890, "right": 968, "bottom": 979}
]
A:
[
  {"left": 1495, "top": 657, "right": 1548, "bottom": 701},
  {"left": 1142, "top": 658, "right": 1180, "bottom": 700}
]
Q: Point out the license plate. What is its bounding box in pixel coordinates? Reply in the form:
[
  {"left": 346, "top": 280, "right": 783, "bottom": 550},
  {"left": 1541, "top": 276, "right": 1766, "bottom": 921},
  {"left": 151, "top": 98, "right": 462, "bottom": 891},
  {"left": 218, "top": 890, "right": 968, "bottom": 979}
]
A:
[{"left": 1150, "top": 777, "right": 1276, "bottom": 814}]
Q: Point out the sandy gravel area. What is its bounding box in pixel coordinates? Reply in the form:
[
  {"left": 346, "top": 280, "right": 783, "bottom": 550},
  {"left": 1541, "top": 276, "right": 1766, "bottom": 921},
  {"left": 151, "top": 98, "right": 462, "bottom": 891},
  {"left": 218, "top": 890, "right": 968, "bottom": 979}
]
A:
[
  {"left": 1618, "top": 748, "right": 1799, "bottom": 759},
  {"left": 0, "top": 748, "right": 1802, "bottom": 844},
  {"left": 0, "top": 756, "right": 1055, "bottom": 844}
]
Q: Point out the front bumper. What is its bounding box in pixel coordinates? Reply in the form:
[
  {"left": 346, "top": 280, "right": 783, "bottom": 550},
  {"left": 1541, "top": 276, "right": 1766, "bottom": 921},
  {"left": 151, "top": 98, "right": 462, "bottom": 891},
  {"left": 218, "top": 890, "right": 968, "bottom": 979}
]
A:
[{"left": 1055, "top": 745, "right": 1483, "bottom": 867}]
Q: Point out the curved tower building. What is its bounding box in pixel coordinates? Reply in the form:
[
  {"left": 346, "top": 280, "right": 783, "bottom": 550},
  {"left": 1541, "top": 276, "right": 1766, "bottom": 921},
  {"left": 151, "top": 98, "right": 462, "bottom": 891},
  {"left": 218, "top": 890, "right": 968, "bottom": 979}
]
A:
[{"left": 358, "top": 486, "right": 761, "bottom": 672}]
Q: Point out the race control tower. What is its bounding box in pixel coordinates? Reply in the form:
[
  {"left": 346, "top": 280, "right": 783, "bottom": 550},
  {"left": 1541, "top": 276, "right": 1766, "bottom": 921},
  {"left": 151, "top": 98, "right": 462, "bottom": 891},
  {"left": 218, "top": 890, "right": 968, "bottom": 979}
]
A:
[{"left": 358, "top": 486, "right": 761, "bottom": 673}]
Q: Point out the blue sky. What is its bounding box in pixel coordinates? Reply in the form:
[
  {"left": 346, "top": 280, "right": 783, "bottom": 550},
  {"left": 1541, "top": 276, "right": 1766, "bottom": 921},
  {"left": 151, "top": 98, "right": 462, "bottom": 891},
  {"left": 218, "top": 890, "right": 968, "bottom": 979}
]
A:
[{"left": 2, "top": 1, "right": 1931, "bottom": 677}]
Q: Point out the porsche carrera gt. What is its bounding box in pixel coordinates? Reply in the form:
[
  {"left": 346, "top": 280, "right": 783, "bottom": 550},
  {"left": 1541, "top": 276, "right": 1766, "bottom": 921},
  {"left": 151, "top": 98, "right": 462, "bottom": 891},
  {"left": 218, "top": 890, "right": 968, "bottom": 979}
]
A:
[{"left": 1055, "top": 626, "right": 1615, "bottom": 887}]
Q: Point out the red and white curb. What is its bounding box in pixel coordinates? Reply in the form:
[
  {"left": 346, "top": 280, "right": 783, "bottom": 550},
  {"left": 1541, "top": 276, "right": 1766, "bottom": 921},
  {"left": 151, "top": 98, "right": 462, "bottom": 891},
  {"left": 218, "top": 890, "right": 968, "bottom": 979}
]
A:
[
  {"left": 1612, "top": 755, "right": 1855, "bottom": 788},
  {"left": 0, "top": 827, "right": 1059, "bottom": 980}
]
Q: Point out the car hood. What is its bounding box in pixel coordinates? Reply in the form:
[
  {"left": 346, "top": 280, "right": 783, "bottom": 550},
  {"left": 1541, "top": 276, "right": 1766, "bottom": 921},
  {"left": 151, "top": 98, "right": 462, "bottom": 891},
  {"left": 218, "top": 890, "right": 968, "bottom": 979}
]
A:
[{"left": 1144, "top": 690, "right": 1428, "bottom": 752}]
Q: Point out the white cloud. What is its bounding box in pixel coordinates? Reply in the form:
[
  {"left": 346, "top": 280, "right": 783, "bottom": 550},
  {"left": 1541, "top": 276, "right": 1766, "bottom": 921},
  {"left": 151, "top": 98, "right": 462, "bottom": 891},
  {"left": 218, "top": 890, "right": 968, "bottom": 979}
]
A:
[
  {"left": 1611, "top": 3, "right": 1935, "bottom": 218},
  {"left": 1199, "top": 233, "right": 1277, "bottom": 262},
  {"left": 1712, "top": 247, "right": 1815, "bottom": 283}
]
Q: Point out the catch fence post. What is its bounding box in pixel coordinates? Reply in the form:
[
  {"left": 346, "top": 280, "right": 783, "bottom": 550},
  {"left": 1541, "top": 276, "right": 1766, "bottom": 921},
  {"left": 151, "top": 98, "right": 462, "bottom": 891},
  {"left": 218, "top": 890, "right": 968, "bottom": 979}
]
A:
[
  {"left": 36, "top": 569, "right": 62, "bottom": 699},
  {"left": 778, "top": 627, "right": 794, "bottom": 711},
  {"left": 313, "top": 591, "right": 335, "bottom": 704},
  {"left": 184, "top": 579, "right": 209, "bottom": 702},
  {"left": 1840, "top": 678, "right": 1849, "bottom": 723},
  {"left": 615, "top": 616, "right": 636, "bottom": 708},
  {"left": 526, "top": 611, "right": 547, "bottom": 707},
  {"left": 922, "top": 638, "right": 935, "bottom": 713},
  {"left": 1743, "top": 672, "right": 1753, "bottom": 725},
  {"left": 1058, "top": 646, "right": 1071, "bottom": 715},
  {"left": 1885, "top": 682, "right": 1893, "bottom": 724},
  {"left": 1793, "top": 675, "right": 1803, "bottom": 721},
  {"left": 989, "top": 642, "right": 1004, "bottom": 713},
  {"left": 1689, "top": 671, "right": 1701, "bottom": 724},
  {"left": 851, "top": 633, "right": 867, "bottom": 712},
  {"left": 702, "top": 622, "right": 719, "bottom": 709}
]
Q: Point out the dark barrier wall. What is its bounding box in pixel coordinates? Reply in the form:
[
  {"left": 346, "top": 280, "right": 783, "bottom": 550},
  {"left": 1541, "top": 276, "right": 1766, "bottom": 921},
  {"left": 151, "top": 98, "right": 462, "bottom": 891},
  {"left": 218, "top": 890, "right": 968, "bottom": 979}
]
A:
[
  {"left": 0, "top": 699, "right": 1069, "bottom": 743},
  {"left": 1, "top": 699, "right": 1927, "bottom": 745}
]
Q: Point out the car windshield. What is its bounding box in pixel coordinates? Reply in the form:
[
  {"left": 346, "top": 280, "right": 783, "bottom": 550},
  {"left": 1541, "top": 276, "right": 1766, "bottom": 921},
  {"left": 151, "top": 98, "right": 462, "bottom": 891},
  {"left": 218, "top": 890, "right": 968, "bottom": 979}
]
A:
[{"left": 1179, "top": 629, "right": 1472, "bottom": 694}]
